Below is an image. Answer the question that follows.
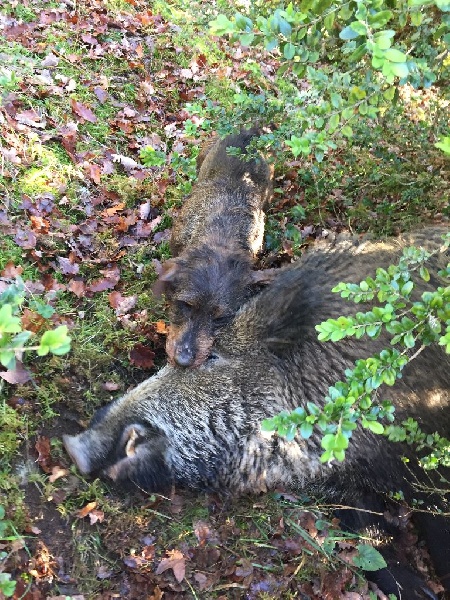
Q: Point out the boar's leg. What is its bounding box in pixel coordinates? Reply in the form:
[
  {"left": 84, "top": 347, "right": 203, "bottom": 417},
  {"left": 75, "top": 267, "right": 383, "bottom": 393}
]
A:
[
  {"left": 336, "top": 494, "right": 439, "bottom": 600},
  {"left": 414, "top": 511, "right": 450, "bottom": 593}
]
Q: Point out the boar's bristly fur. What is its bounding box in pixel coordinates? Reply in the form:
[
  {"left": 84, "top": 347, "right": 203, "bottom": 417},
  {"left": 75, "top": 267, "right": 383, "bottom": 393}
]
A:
[
  {"left": 64, "top": 227, "right": 450, "bottom": 597},
  {"left": 156, "top": 129, "right": 273, "bottom": 368}
]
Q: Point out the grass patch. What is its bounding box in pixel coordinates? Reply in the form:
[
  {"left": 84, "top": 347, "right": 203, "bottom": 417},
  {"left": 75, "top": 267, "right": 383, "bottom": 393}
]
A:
[{"left": 0, "top": 0, "right": 448, "bottom": 596}]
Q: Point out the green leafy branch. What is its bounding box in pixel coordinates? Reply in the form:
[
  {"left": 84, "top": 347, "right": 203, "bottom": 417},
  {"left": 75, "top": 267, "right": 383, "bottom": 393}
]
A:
[
  {"left": 208, "top": 1, "right": 449, "bottom": 161},
  {"left": 0, "top": 505, "right": 21, "bottom": 598},
  {"left": 0, "top": 279, "right": 71, "bottom": 373},
  {"left": 263, "top": 234, "right": 450, "bottom": 465}
]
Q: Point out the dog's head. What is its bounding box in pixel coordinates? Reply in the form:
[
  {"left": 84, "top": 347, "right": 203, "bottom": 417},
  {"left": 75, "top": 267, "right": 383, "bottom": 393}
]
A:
[{"left": 154, "top": 246, "right": 270, "bottom": 367}]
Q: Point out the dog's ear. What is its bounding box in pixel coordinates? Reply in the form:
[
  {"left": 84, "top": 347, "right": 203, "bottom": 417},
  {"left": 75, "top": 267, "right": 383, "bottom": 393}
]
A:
[
  {"left": 250, "top": 268, "right": 277, "bottom": 286},
  {"left": 159, "top": 259, "right": 179, "bottom": 282},
  {"left": 152, "top": 259, "right": 179, "bottom": 297}
]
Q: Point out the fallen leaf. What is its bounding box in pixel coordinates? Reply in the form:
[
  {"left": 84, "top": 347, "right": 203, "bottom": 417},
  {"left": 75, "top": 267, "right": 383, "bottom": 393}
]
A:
[
  {"left": 89, "top": 278, "right": 118, "bottom": 293},
  {"left": 89, "top": 265, "right": 120, "bottom": 293},
  {"left": 124, "top": 556, "right": 143, "bottom": 568},
  {"left": 102, "top": 381, "right": 120, "bottom": 391},
  {"left": 142, "top": 545, "right": 156, "bottom": 560},
  {"left": 59, "top": 123, "right": 78, "bottom": 161},
  {"left": 94, "top": 86, "right": 108, "bottom": 103},
  {"left": 0, "top": 146, "right": 21, "bottom": 164},
  {"left": 14, "top": 229, "right": 37, "bottom": 249},
  {"left": 42, "top": 53, "right": 59, "bottom": 67},
  {"left": 194, "top": 572, "right": 209, "bottom": 591},
  {"left": 76, "top": 501, "right": 97, "bottom": 519},
  {"left": 21, "top": 309, "right": 45, "bottom": 333},
  {"left": 41, "top": 274, "right": 66, "bottom": 292},
  {"left": 235, "top": 558, "right": 253, "bottom": 578},
  {"left": 111, "top": 153, "right": 140, "bottom": 170},
  {"left": 169, "top": 493, "right": 184, "bottom": 515},
  {"left": 81, "top": 33, "right": 98, "bottom": 45},
  {"left": 96, "top": 565, "right": 114, "bottom": 579},
  {"left": 139, "top": 201, "right": 151, "bottom": 220},
  {"left": 68, "top": 279, "right": 86, "bottom": 297},
  {"left": 50, "top": 488, "right": 67, "bottom": 505},
  {"left": 148, "top": 586, "right": 163, "bottom": 600},
  {"left": 30, "top": 215, "right": 50, "bottom": 233},
  {"left": 155, "top": 549, "right": 186, "bottom": 583},
  {"left": 71, "top": 99, "right": 97, "bottom": 123},
  {"left": 108, "top": 291, "right": 137, "bottom": 315},
  {"left": 35, "top": 436, "right": 53, "bottom": 473},
  {"left": 87, "top": 163, "right": 102, "bottom": 184},
  {"left": 16, "top": 109, "right": 47, "bottom": 128},
  {"left": 0, "top": 362, "right": 31, "bottom": 384},
  {"left": 129, "top": 344, "right": 155, "bottom": 369},
  {"left": 194, "top": 520, "right": 219, "bottom": 546},
  {"left": 48, "top": 596, "right": 85, "bottom": 600},
  {"left": 102, "top": 202, "right": 125, "bottom": 217},
  {"left": 48, "top": 466, "right": 69, "bottom": 483},
  {"left": 57, "top": 256, "right": 80, "bottom": 275},
  {"left": 155, "top": 320, "right": 168, "bottom": 335},
  {"left": 88, "top": 509, "right": 104, "bottom": 525},
  {"left": 9, "top": 538, "right": 25, "bottom": 552},
  {"left": 29, "top": 525, "right": 42, "bottom": 535}
]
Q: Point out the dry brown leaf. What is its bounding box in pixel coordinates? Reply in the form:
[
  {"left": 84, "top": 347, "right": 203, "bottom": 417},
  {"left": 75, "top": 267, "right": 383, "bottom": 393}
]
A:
[
  {"left": 48, "top": 466, "right": 69, "bottom": 483},
  {"left": 102, "top": 202, "right": 125, "bottom": 217},
  {"left": 154, "top": 320, "right": 168, "bottom": 335},
  {"left": 1, "top": 261, "right": 24, "bottom": 278},
  {"left": 129, "top": 343, "right": 155, "bottom": 369},
  {"left": 88, "top": 509, "right": 104, "bottom": 525},
  {"left": 57, "top": 256, "right": 80, "bottom": 275},
  {"left": 0, "top": 361, "right": 31, "bottom": 384},
  {"left": 76, "top": 501, "right": 97, "bottom": 519},
  {"left": 35, "top": 436, "right": 53, "bottom": 473},
  {"left": 68, "top": 279, "right": 86, "bottom": 298},
  {"left": 155, "top": 549, "right": 186, "bottom": 583},
  {"left": 109, "top": 291, "right": 137, "bottom": 315},
  {"left": 14, "top": 229, "right": 37, "bottom": 249},
  {"left": 71, "top": 98, "right": 97, "bottom": 123}
]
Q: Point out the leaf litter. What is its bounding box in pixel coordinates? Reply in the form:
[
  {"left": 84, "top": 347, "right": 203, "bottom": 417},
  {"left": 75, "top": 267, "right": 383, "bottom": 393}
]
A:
[{"left": 0, "top": 0, "right": 446, "bottom": 597}]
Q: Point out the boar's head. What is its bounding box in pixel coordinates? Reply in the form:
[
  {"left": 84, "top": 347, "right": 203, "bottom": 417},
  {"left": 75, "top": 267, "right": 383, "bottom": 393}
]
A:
[{"left": 63, "top": 384, "right": 172, "bottom": 492}]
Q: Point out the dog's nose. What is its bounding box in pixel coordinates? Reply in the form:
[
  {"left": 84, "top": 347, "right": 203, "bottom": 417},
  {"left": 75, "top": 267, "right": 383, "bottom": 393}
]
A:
[{"left": 174, "top": 347, "right": 195, "bottom": 367}]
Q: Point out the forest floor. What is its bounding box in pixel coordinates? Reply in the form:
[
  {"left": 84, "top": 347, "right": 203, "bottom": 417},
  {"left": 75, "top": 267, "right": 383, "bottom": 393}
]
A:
[{"left": 0, "top": 0, "right": 449, "bottom": 599}]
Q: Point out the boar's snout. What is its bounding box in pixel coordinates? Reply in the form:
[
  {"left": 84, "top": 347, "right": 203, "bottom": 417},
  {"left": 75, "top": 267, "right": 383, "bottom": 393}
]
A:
[{"left": 63, "top": 433, "right": 93, "bottom": 474}]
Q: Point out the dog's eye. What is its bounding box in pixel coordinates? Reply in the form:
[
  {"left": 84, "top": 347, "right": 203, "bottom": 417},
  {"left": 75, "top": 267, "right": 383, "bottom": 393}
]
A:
[
  {"left": 176, "top": 300, "right": 193, "bottom": 311},
  {"left": 214, "top": 314, "right": 233, "bottom": 327}
]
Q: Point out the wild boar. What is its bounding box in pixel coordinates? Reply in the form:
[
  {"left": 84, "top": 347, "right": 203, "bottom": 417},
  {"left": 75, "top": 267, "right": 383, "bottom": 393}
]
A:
[{"left": 65, "top": 226, "right": 450, "bottom": 597}]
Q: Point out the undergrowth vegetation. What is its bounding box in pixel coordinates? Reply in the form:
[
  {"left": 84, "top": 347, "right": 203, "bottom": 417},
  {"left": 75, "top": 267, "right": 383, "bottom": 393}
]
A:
[{"left": 0, "top": 0, "right": 449, "bottom": 597}]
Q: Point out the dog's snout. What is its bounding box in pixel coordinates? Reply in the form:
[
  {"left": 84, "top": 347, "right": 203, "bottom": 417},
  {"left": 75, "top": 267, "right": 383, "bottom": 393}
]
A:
[{"left": 174, "top": 346, "right": 195, "bottom": 368}]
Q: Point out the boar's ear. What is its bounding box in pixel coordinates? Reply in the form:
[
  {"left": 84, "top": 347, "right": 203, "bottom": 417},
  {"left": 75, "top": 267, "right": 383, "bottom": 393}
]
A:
[
  {"left": 104, "top": 423, "right": 171, "bottom": 492},
  {"left": 250, "top": 268, "right": 277, "bottom": 286},
  {"left": 152, "top": 259, "right": 179, "bottom": 297}
]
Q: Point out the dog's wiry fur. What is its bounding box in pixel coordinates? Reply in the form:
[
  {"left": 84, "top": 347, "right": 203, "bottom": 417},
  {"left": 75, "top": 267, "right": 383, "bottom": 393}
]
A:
[
  {"left": 158, "top": 129, "right": 273, "bottom": 368},
  {"left": 65, "top": 227, "right": 450, "bottom": 597}
]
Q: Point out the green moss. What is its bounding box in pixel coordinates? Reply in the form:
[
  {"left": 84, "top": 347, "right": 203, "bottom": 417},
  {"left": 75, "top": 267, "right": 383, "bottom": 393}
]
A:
[
  {"left": 0, "top": 236, "right": 40, "bottom": 280},
  {"left": 17, "top": 143, "right": 83, "bottom": 197},
  {"left": 104, "top": 0, "right": 135, "bottom": 15},
  {"left": 0, "top": 402, "right": 25, "bottom": 463},
  {"left": 4, "top": 2, "right": 37, "bottom": 22}
]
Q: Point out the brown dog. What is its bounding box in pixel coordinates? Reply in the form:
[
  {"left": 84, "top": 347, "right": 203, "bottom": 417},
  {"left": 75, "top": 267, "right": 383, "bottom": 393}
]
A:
[{"left": 157, "top": 129, "right": 273, "bottom": 368}]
